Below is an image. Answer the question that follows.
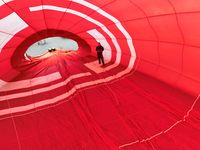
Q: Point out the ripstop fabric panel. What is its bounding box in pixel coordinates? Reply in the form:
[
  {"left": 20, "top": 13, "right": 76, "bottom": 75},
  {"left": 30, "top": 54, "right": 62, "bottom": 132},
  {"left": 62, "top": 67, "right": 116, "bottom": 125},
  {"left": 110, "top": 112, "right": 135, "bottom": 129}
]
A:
[{"left": 0, "top": 0, "right": 200, "bottom": 150}]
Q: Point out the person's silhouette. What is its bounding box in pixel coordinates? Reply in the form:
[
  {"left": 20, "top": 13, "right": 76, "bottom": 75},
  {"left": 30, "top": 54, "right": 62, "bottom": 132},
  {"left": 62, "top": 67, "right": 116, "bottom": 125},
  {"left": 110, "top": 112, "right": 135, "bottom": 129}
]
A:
[{"left": 96, "top": 42, "right": 105, "bottom": 65}]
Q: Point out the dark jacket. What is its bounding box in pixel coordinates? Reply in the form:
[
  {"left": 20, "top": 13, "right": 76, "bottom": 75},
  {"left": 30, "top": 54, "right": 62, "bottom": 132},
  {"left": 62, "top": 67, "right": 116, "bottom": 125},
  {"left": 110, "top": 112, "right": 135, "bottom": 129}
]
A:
[{"left": 96, "top": 45, "right": 104, "bottom": 53}]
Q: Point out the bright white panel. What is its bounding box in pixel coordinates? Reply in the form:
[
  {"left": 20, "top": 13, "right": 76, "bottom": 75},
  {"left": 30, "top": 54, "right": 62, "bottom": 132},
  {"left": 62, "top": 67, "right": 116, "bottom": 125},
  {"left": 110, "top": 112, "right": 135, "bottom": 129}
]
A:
[
  {"left": 87, "top": 29, "right": 111, "bottom": 61},
  {"left": 0, "top": 12, "right": 28, "bottom": 52},
  {"left": 0, "top": 72, "right": 62, "bottom": 91},
  {"left": 0, "top": 0, "right": 13, "bottom": 6}
]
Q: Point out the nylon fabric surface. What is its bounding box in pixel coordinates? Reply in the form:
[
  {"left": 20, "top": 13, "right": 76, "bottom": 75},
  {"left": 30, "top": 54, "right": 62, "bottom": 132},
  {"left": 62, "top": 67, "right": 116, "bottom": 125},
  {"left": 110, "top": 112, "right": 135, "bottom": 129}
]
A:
[{"left": 0, "top": 0, "right": 200, "bottom": 149}]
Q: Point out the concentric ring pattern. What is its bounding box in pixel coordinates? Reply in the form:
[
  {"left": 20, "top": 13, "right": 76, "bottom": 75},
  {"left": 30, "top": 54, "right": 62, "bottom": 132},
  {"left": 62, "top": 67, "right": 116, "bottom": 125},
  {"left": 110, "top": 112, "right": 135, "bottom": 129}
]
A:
[{"left": 0, "top": 0, "right": 200, "bottom": 149}]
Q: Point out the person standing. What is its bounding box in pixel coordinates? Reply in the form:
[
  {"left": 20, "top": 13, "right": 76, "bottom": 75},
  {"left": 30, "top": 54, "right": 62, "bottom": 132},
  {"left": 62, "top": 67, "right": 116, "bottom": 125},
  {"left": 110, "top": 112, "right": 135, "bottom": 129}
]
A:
[{"left": 96, "top": 42, "right": 105, "bottom": 65}]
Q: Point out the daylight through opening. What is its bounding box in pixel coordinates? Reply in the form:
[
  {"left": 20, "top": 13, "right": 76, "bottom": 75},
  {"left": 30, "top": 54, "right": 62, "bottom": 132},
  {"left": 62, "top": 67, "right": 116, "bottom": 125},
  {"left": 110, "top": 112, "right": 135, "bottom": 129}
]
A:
[{"left": 25, "top": 37, "right": 79, "bottom": 58}]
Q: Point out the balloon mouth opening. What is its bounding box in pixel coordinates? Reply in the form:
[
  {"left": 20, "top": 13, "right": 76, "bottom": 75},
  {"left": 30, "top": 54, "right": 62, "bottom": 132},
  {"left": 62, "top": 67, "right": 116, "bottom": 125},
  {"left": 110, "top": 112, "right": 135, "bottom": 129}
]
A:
[
  {"left": 11, "top": 29, "right": 91, "bottom": 70},
  {"left": 24, "top": 36, "right": 79, "bottom": 61}
]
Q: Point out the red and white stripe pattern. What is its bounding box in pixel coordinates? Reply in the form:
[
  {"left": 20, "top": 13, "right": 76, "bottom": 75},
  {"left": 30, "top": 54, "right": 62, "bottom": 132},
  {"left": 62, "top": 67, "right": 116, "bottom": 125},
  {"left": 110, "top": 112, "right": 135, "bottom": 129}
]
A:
[{"left": 0, "top": 0, "right": 136, "bottom": 118}]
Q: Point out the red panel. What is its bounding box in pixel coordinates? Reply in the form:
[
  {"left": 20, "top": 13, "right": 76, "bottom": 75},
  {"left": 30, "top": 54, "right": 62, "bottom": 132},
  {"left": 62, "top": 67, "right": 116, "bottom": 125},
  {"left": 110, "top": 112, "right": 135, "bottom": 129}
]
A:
[
  {"left": 128, "top": 0, "right": 174, "bottom": 16},
  {"left": 58, "top": 13, "right": 83, "bottom": 31},
  {"left": 2, "top": 37, "right": 25, "bottom": 49},
  {"left": 86, "top": 0, "right": 114, "bottom": 7},
  {"left": 134, "top": 41, "right": 159, "bottom": 63},
  {"left": 136, "top": 60, "right": 158, "bottom": 76},
  {"left": 17, "top": 8, "right": 47, "bottom": 31},
  {"left": 0, "top": 119, "right": 19, "bottom": 149},
  {"left": 6, "top": 0, "right": 42, "bottom": 10},
  {"left": 170, "top": 0, "right": 200, "bottom": 12},
  {"left": 183, "top": 46, "right": 200, "bottom": 81},
  {"left": 159, "top": 43, "right": 182, "bottom": 71},
  {"left": 149, "top": 15, "right": 183, "bottom": 43},
  {"left": 179, "top": 13, "right": 200, "bottom": 46},
  {"left": 43, "top": 10, "right": 64, "bottom": 29},
  {"left": 0, "top": 4, "right": 13, "bottom": 19},
  {"left": 42, "top": 0, "right": 71, "bottom": 7},
  {"left": 124, "top": 19, "right": 157, "bottom": 40},
  {"left": 100, "top": 0, "right": 145, "bottom": 21},
  {"left": 155, "top": 66, "right": 180, "bottom": 85},
  {"left": 70, "top": 19, "right": 98, "bottom": 34},
  {"left": 0, "top": 0, "right": 200, "bottom": 150},
  {"left": 177, "top": 76, "right": 200, "bottom": 95},
  {"left": 69, "top": 1, "right": 95, "bottom": 16}
]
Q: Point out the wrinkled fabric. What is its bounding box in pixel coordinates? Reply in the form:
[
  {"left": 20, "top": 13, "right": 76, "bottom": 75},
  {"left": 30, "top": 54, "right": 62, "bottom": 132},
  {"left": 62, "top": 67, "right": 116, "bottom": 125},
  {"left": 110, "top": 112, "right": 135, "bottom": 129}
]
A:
[{"left": 0, "top": 0, "right": 200, "bottom": 149}]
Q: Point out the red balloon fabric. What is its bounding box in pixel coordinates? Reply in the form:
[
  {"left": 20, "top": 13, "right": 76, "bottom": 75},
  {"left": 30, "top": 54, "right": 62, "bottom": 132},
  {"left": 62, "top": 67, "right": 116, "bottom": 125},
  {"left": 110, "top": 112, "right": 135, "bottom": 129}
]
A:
[{"left": 0, "top": 0, "right": 200, "bottom": 149}]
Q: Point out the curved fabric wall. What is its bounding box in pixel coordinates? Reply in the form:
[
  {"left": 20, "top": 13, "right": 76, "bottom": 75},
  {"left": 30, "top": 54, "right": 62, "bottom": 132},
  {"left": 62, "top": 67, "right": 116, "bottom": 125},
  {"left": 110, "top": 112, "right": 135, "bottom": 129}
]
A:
[
  {"left": 0, "top": 0, "right": 200, "bottom": 94},
  {"left": 0, "top": 0, "right": 200, "bottom": 150}
]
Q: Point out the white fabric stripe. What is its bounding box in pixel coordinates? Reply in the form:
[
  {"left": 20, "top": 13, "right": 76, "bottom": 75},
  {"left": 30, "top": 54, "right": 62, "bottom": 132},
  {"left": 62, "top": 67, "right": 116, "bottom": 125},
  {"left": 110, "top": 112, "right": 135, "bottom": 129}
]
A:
[
  {"left": 87, "top": 29, "right": 112, "bottom": 62},
  {"left": 0, "top": 0, "right": 13, "bottom": 7},
  {"left": 86, "top": 29, "right": 118, "bottom": 73},
  {"left": 0, "top": 69, "right": 131, "bottom": 116},
  {"left": 84, "top": 61, "right": 106, "bottom": 73},
  {"left": 84, "top": 60, "right": 119, "bottom": 74},
  {"left": 0, "top": 3, "right": 137, "bottom": 116},
  {"left": 0, "top": 72, "right": 91, "bottom": 101},
  {"left": 0, "top": 12, "right": 28, "bottom": 52},
  {"left": 72, "top": 0, "right": 136, "bottom": 68},
  {"left": 29, "top": 5, "right": 121, "bottom": 64},
  {"left": 0, "top": 72, "right": 61, "bottom": 92}
]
